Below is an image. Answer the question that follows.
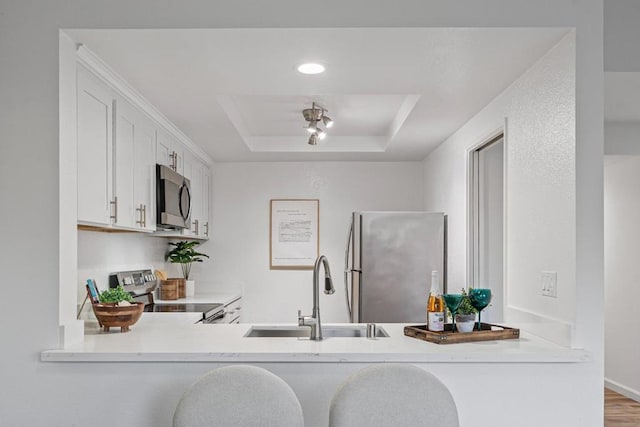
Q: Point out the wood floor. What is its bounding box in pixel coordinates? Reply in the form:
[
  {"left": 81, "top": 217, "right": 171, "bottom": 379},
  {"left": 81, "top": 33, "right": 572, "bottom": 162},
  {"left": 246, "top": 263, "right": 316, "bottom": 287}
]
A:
[{"left": 605, "top": 388, "right": 640, "bottom": 426}]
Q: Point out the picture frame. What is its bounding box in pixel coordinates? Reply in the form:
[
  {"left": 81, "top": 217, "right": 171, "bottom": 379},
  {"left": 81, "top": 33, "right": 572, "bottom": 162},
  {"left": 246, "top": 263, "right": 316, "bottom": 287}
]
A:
[{"left": 270, "top": 199, "right": 319, "bottom": 270}]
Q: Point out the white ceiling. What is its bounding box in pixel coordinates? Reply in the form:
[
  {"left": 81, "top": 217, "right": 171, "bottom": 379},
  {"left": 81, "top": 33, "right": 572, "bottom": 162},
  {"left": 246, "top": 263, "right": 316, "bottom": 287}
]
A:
[
  {"left": 67, "top": 28, "right": 570, "bottom": 162},
  {"left": 605, "top": 72, "right": 640, "bottom": 122}
]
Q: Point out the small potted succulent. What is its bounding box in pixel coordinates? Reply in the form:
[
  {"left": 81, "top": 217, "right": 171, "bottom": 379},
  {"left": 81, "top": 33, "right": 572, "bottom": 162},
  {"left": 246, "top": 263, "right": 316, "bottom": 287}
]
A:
[
  {"left": 455, "top": 289, "right": 478, "bottom": 333},
  {"left": 166, "top": 241, "right": 209, "bottom": 297}
]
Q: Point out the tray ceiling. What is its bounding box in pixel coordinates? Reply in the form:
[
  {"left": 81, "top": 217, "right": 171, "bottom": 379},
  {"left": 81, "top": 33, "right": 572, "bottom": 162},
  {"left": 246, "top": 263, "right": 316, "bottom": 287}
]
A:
[{"left": 67, "top": 28, "right": 571, "bottom": 161}]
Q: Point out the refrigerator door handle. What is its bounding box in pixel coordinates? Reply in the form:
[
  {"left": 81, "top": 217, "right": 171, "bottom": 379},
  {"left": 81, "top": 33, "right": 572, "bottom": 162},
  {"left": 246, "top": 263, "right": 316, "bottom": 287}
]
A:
[{"left": 344, "top": 220, "right": 354, "bottom": 321}]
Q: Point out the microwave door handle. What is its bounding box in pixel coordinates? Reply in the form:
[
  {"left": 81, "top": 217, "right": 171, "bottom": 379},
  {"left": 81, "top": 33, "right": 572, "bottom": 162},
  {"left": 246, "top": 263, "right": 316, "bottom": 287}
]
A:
[{"left": 179, "top": 183, "right": 191, "bottom": 221}]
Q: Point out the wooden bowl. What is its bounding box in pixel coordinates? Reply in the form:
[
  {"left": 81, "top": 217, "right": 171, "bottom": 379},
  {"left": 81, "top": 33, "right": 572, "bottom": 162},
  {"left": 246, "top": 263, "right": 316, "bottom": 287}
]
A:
[{"left": 92, "top": 302, "right": 145, "bottom": 332}]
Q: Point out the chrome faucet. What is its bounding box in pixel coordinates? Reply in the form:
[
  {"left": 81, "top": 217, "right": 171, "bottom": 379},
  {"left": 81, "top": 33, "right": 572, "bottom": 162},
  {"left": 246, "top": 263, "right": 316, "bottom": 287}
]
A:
[{"left": 298, "top": 255, "right": 335, "bottom": 340}]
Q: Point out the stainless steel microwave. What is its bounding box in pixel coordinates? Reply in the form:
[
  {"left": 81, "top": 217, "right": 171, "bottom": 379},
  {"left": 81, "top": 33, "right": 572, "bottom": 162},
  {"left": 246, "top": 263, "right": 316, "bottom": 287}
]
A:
[{"left": 156, "top": 164, "right": 191, "bottom": 229}]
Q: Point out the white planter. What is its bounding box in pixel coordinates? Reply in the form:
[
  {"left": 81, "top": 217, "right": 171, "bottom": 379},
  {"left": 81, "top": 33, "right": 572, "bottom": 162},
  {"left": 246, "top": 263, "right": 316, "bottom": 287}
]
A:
[
  {"left": 186, "top": 280, "right": 195, "bottom": 297},
  {"left": 455, "top": 314, "right": 476, "bottom": 333}
]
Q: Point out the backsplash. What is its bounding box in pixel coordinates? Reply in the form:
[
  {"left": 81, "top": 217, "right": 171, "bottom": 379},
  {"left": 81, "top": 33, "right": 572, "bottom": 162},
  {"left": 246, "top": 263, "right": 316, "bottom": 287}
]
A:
[{"left": 77, "top": 229, "right": 170, "bottom": 305}]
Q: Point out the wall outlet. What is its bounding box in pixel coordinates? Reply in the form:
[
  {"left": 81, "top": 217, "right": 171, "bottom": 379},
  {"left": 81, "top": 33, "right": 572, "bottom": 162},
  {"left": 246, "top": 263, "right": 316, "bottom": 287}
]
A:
[{"left": 541, "top": 271, "right": 557, "bottom": 298}]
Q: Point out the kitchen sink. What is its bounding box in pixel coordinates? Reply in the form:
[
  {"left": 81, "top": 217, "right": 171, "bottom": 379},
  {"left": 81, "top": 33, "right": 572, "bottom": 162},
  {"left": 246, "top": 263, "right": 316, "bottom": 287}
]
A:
[{"left": 244, "top": 325, "right": 389, "bottom": 338}]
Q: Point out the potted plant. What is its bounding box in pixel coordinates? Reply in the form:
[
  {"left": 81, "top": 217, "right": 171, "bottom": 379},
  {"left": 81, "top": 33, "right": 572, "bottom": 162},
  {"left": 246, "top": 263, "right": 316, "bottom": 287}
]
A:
[
  {"left": 166, "top": 241, "right": 209, "bottom": 297},
  {"left": 92, "top": 285, "right": 144, "bottom": 332},
  {"left": 455, "top": 289, "right": 478, "bottom": 333},
  {"left": 98, "top": 285, "right": 134, "bottom": 305}
]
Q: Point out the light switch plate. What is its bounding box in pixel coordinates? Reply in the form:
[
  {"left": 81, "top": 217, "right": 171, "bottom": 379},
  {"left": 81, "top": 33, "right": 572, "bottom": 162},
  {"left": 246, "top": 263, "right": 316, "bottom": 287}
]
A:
[{"left": 541, "top": 271, "right": 557, "bottom": 298}]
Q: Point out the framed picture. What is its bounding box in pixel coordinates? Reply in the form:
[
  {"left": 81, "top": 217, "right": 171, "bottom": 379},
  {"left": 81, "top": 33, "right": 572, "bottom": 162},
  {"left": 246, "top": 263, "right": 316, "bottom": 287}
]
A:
[{"left": 270, "top": 199, "right": 319, "bottom": 270}]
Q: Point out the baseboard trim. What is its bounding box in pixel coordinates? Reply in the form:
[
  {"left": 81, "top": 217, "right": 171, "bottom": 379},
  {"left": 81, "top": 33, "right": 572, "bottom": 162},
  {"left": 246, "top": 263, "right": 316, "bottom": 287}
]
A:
[{"left": 605, "top": 378, "right": 640, "bottom": 403}]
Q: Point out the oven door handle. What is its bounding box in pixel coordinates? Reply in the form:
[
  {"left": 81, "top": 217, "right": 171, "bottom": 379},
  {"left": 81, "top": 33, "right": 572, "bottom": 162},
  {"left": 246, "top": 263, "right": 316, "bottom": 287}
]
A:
[{"left": 204, "top": 309, "right": 226, "bottom": 323}]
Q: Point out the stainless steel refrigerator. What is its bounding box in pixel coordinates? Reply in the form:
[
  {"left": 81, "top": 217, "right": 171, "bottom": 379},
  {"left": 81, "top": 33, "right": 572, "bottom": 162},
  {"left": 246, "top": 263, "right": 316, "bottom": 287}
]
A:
[{"left": 345, "top": 211, "right": 447, "bottom": 323}]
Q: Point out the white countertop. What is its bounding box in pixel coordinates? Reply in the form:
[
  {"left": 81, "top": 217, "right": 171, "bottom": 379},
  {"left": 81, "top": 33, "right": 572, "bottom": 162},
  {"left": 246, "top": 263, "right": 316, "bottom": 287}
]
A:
[{"left": 42, "top": 313, "right": 589, "bottom": 364}]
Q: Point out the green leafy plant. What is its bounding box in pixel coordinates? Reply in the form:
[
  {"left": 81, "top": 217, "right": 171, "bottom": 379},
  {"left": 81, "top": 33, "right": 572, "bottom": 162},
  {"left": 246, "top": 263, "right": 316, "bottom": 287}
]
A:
[
  {"left": 446, "top": 288, "right": 478, "bottom": 316},
  {"left": 457, "top": 288, "right": 478, "bottom": 315},
  {"left": 99, "top": 285, "right": 134, "bottom": 304},
  {"left": 166, "top": 240, "right": 209, "bottom": 280}
]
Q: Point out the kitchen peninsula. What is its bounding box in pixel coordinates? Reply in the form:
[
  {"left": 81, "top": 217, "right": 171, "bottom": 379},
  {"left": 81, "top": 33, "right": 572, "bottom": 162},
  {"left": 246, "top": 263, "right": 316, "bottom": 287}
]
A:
[
  {"left": 42, "top": 315, "right": 588, "bottom": 363},
  {"left": 41, "top": 313, "right": 592, "bottom": 427}
]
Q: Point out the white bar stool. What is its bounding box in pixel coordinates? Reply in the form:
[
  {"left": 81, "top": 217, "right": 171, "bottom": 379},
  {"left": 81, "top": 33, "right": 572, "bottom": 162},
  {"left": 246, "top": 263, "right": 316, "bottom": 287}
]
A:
[
  {"left": 329, "top": 364, "right": 459, "bottom": 427},
  {"left": 173, "top": 365, "right": 304, "bottom": 427}
]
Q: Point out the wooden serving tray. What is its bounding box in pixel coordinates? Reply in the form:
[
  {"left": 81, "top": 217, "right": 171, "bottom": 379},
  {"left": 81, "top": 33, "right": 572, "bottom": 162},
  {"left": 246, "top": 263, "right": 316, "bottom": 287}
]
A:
[{"left": 404, "top": 323, "right": 520, "bottom": 345}]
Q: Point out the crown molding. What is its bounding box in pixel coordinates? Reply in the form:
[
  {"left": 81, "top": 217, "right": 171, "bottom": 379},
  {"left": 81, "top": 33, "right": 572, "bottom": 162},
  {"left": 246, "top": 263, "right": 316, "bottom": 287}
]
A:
[{"left": 75, "top": 44, "right": 213, "bottom": 166}]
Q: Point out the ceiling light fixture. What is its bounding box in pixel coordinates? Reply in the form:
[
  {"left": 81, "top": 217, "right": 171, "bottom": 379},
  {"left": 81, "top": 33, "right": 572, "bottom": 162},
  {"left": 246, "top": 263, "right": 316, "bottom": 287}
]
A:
[
  {"left": 302, "top": 102, "right": 333, "bottom": 145},
  {"left": 297, "top": 63, "right": 325, "bottom": 75}
]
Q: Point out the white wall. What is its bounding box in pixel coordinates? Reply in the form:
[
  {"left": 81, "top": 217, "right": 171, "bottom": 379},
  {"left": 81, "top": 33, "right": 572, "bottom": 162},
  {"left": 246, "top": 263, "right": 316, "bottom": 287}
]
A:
[
  {"left": 200, "top": 162, "right": 424, "bottom": 322},
  {"left": 605, "top": 122, "right": 640, "bottom": 155},
  {"left": 0, "top": 1, "right": 604, "bottom": 426},
  {"left": 604, "top": 0, "right": 640, "bottom": 71},
  {"left": 423, "top": 33, "right": 576, "bottom": 346},
  {"left": 604, "top": 155, "right": 640, "bottom": 401}
]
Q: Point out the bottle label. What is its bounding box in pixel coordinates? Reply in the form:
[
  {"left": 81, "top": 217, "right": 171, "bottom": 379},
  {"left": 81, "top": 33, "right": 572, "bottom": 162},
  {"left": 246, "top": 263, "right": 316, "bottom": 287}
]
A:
[{"left": 428, "top": 311, "right": 445, "bottom": 332}]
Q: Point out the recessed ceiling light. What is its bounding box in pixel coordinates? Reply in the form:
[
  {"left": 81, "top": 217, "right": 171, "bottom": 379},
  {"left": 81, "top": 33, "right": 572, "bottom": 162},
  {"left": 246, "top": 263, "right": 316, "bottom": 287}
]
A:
[{"left": 297, "top": 63, "right": 325, "bottom": 75}]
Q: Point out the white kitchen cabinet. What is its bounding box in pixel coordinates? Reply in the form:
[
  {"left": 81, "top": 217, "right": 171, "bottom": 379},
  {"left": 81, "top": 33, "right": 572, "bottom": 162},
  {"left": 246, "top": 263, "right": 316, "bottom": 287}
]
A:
[
  {"left": 157, "top": 130, "right": 183, "bottom": 175},
  {"left": 113, "top": 96, "right": 156, "bottom": 231},
  {"left": 201, "top": 168, "right": 210, "bottom": 238},
  {"left": 224, "top": 297, "right": 242, "bottom": 323},
  {"left": 76, "top": 57, "right": 209, "bottom": 236},
  {"left": 77, "top": 65, "right": 113, "bottom": 226},
  {"left": 133, "top": 117, "right": 156, "bottom": 232},
  {"left": 182, "top": 153, "right": 210, "bottom": 238},
  {"left": 113, "top": 97, "right": 136, "bottom": 228},
  {"left": 181, "top": 153, "right": 195, "bottom": 236}
]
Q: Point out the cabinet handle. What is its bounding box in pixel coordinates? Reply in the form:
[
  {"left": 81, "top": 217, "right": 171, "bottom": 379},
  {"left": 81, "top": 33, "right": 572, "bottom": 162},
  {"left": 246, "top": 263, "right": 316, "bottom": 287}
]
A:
[
  {"left": 170, "top": 151, "right": 177, "bottom": 171},
  {"left": 143, "top": 204, "right": 147, "bottom": 228},
  {"left": 194, "top": 219, "right": 199, "bottom": 235},
  {"left": 110, "top": 197, "right": 118, "bottom": 223},
  {"left": 136, "top": 204, "right": 145, "bottom": 227},
  {"left": 204, "top": 222, "right": 209, "bottom": 236}
]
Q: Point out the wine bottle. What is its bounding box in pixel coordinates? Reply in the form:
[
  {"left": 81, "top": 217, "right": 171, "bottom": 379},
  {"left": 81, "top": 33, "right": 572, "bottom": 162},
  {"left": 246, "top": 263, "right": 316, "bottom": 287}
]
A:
[{"left": 427, "top": 270, "right": 445, "bottom": 331}]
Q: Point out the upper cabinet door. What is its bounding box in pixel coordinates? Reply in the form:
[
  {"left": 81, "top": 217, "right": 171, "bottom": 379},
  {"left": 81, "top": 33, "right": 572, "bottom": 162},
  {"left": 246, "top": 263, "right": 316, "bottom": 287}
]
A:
[
  {"left": 202, "top": 167, "right": 210, "bottom": 238},
  {"left": 157, "top": 130, "right": 183, "bottom": 175},
  {"left": 181, "top": 153, "right": 209, "bottom": 238},
  {"left": 113, "top": 97, "right": 136, "bottom": 228},
  {"left": 191, "top": 160, "right": 204, "bottom": 236},
  {"left": 113, "top": 96, "right": 157, "bottom": 231},
  {"left": 134, "top": 117, "right": 156, "bottom": 232},
  {"left": 77, "top": 66, "right": 113, "bottom": 226},
  {"left": 181, "top": 152, "right": 198, "bottom": 236}
]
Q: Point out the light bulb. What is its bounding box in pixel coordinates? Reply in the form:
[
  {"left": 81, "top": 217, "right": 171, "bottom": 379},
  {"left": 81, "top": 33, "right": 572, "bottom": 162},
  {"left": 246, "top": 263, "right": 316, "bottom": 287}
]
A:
[
  {"left": 297, "top": 63, "right": 325, "bottom": 75},
  {"left": 307, "top": 121, "right": 317, "bottom": 133},
  {"left": 322, "top": 116, "right": 334, "bottom": 128},
  {"left": 317, "top": 128, "right": 326, "bottom": 140}
]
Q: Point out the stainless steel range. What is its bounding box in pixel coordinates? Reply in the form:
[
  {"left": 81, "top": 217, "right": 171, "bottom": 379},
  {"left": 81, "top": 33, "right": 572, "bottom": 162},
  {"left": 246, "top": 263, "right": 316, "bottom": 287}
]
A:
[
  {"left": 108, "top": 269, "right": 225, "bottom": 323},
  {"left": 145, "top": 302, "right": 225, "bottom": 323}
]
